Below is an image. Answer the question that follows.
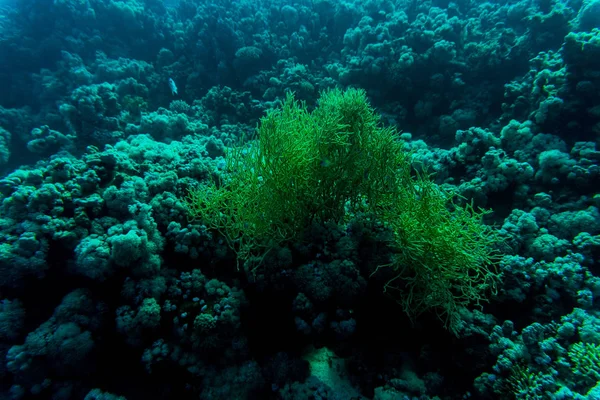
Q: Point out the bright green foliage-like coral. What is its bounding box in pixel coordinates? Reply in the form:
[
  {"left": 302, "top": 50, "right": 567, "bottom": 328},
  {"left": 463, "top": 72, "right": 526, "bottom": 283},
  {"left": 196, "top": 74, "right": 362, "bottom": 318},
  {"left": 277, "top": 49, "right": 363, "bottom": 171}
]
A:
[
  {"left": 186, "top": 88, "right": 406, "bottom": 262},
  {"left": 568, "top": 342, "right": 600, "bottom": 388},
  {"left": 186, "top": 88, "right": 500, "bottom": 332},
  {"left": 378, "top": 176, "right": 501, "bottom": 332}
]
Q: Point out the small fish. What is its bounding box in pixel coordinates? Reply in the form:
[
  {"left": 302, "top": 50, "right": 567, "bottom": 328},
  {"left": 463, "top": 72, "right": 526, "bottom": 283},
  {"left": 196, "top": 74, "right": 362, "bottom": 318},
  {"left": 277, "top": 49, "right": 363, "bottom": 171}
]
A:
[{"left": 168, "top": 78, "right": 178, "bottom": 95}]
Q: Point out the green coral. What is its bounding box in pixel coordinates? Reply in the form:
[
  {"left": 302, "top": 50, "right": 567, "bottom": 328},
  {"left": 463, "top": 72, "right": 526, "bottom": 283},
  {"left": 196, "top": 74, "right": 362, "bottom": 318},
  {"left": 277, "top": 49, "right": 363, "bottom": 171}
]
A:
[
  {"left": 186, "top": 88, "right": 500, "bottom": 332},
  {"left": 378, "top": 177, "right": 500, "bottom": 333},
  {"left": 568, "top": 342, "right": 600, "bottom": 388},
  {"left": 186, "top": 88, "right": 405, "bottom": 262},
  {"left": 506, "top": 364, "right": 549, "bottom": 399}
]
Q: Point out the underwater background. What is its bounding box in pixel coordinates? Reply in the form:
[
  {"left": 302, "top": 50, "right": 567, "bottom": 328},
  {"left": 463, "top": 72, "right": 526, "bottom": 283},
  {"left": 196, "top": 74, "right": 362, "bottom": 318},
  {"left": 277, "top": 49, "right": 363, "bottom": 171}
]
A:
[{"left": 1, "top": 0, "right": 600, "bottom": 399}]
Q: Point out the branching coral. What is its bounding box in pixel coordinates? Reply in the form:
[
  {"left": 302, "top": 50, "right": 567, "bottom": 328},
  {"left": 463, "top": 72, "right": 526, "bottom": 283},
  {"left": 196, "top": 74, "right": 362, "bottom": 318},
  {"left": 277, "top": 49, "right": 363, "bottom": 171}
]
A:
[
  {"left": 378, "top": 178, "right": 501, "bottom": 333},
  {"left": 186, "top": 88, "right": 500, "bottom": 332},
  {"left": 568, "top": 342, "right": 600, "bottom": 388},
  {"left": 186, "top": 88, "right": 406, "bottom": 265}
]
